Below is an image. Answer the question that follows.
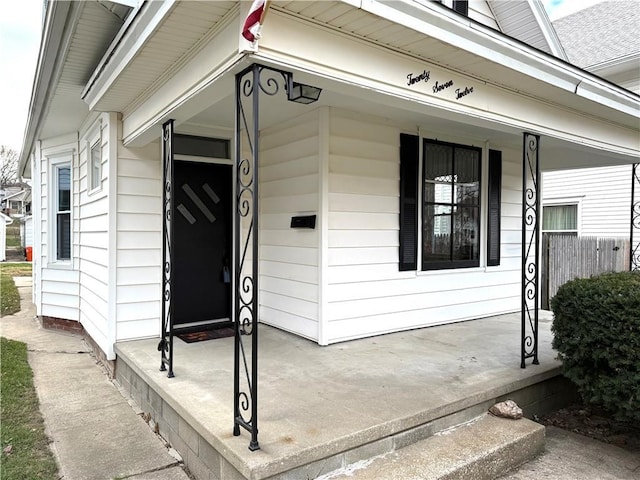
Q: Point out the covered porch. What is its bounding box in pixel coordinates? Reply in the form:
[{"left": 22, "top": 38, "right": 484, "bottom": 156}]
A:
[{"left": 115, "top": 311, "right": 573, "bottom": 480}]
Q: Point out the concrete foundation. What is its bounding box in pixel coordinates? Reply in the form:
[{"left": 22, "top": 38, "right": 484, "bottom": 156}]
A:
[{"left": 114, "top": 311, "right": 575, "bottom": 480}]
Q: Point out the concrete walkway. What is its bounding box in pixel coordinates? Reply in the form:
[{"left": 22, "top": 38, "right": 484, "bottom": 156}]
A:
[
  {"left": 502, "top": 426, "right": 640, "bottom": 479},
  {"left": 0, "top": 277, "right": 191, "bottom": 480}
]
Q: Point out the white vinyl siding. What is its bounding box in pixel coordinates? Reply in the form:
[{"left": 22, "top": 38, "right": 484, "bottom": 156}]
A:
[
  {"left": 543, "top": 166, "right": 633, "bottom": 237},
  {"left": 259, "top": 110, "right": 320, "bottom": 341},
  {"left": 468, "top": 0, "right": 499, "bottom": 29},
  {"left": 38, "top": 135, "right": 80, "bottom": 321},
  {"left": 324, "top": 109, "right": 522, "bottom": 343},
  {"left": 115, "top": 139, "right": 162, "bottom": 341},
  {"left": 488, "top": 1, "right": 554, "bottom": 54},
  {"left": 77, "top": 115, "right": 112, "bottom": 352}
]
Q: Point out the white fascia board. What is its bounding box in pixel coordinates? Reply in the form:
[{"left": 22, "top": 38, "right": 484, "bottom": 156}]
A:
[
  {"left": 18, "top": 0, "right": 77, "bottom": 178},
  {"left": 358, "top": 0, "right": 638, "bottom": 118},
  {"left": 527, "top": 0, "right": 568, "bottom": 60},
  {"left": 82, "top": 0, "right": 177, "bottom": 110}
]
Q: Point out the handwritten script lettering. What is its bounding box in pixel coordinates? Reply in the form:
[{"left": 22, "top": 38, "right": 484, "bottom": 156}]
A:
[
  {"left": 433, "top": 80, "right": 454, "bottom": 93},
  {"left": 407, "top": 70, "right": 431, "bottom": 86},
  {"left": 455, "top": 86, "right": 474, "bottom": 100}
]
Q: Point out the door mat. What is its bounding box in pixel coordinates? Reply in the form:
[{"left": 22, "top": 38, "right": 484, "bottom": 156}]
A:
[{"left": 177, "top": 327, "right": 235, "bottom": 343}]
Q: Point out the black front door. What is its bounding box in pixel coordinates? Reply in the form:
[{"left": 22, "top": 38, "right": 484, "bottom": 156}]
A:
[{"left": 173, "top": 161, "right": 232, "bottom": 325}]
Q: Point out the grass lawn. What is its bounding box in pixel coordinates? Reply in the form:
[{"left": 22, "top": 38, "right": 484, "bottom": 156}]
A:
[
  {"left": 4, "top": 225, "right": 21, "bottom": 248},
  {"left": 0, "top": 338, "right": 59, "bottom": 480},
  {"left": 0, "top": 263, "right": 32, "bottom": 316},
  {"left": 0, "top": 263, "right": 32, "bottom": 277}
]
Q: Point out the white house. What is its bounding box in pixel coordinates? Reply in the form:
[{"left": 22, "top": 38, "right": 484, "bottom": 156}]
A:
[
  {"left": 18, "top": 0, "right": 640, "bottom": 464},
  {"left": 542, "top": 2, "right": 639, "bottom": 265}
]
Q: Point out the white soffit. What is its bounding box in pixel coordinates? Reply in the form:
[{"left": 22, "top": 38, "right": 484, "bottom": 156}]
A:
[
  {"left": 19, "top": 0, "right": 131, "bottom": 176},
  {"left": 83, "top": 1, "right": 238, "bottom": 113},
  {"left": 39, "top": 1, "right": 128, "bottom": 139}
]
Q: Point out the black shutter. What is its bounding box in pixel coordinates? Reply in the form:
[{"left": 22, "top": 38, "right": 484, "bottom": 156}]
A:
[
  {"left": 487, "top": 149, "right": 502, "bottom": 266},
  {"left": 453, "top": 0, "right": 469, "bottom": 16},
  {"left": 399, "top": 134, "right": 419, "bottom": 271}
]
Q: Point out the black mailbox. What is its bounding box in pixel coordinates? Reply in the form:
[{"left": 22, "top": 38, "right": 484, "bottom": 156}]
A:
[{"left": 290, "top": 215, "right": 316, "bottom": 229}]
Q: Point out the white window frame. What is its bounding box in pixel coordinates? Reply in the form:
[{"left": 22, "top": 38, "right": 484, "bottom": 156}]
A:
[
  {"left": 542, "top": 198, "right": 582, "bottom": 236},
  {"left": 49, "top": 153, "right": 73, "bottom": 265},
  {"left": 87, "top": 124, "right": 102, "bottom": 193}
]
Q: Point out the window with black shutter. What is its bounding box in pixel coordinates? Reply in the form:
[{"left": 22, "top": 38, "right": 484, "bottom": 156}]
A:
[
  {"left": 487, "top": 150, "right": 502, "bottom": 266},
  {"left": 398, "top": 135, "right": 501, "bottom": 271}
]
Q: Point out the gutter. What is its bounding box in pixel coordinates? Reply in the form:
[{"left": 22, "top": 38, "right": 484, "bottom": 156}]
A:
[{"left": 18, "top": 0, "right": 79, "bottom": 178}]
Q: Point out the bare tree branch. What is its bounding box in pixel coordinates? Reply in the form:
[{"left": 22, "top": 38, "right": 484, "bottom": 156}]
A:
[{"left": 0, "top": 146, "right": 19, "bottom": 186}]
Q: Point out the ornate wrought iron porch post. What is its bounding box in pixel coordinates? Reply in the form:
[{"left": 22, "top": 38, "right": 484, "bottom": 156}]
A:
[
  {"left": 160, "top": 119, "right": 175, "bottom": 378},
  {"left": 631, "top": 163, "right": 639, "bottom": 271},
  {"left": 521, "top": 133, "right": 540, "bottom": 368},
  {"left": 232, "top": 62, "right": 318, "bottom": 450},
  {"left": 234, "top": 64, "right": 277, "bottom": 451}
]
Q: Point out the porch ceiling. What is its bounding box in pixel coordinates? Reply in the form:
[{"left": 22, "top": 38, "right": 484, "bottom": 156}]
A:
[{"left": 183, "top": 71, "right": 636, "bottom": 172}]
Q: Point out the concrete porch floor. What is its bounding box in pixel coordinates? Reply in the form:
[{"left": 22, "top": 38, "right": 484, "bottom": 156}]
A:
[{"left": 115, "top": 311, "right": 569, "bottom": 480}]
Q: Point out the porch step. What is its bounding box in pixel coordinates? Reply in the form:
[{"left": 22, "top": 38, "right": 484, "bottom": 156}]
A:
[{"left": 323, "top": 414, "right": 544, "bottom": 480}]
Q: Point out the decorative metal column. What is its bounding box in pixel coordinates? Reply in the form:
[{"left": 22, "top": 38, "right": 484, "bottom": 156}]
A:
[
  {"left": 521, "top": 133, "right": 540, "bottom": 368},
  {"left": 631, "top": 163, "right": 640, "bottom": 271},
  {"left": 159, "top": 119, "right": 175, "bottom": 378},
  {"left": 233, "top": 64, "right": 293, "bottom": 451}
]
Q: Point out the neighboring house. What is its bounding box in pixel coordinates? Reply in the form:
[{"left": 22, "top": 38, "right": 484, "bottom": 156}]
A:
[
  {"left": 17, "top": 0, "right": 639, "bottom": 463},
  {"left": 542, "top": 2, "right": 640, "bottom": 256},
  {"left": 1, "top": 188, "right": 31, "bottom": 217},
  {"left": 0, "top": 184, "right": 30, "bottom": 216}
]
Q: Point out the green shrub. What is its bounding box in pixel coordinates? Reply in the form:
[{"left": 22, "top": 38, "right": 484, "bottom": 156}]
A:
[{"left": 550, "top": 271, "right": 640, "bottom": 423}]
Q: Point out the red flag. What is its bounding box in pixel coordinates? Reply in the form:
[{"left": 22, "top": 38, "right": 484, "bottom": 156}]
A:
[{"left": 242, "top": 0, "right": 266, "bottom": 42}]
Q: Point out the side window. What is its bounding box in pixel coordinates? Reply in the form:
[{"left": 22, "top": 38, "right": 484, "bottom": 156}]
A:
[
  {"left": 54, "top": 163, "right": 71, "bottom": 260},
  {"left": 542, "top": 204, "right": 578, "bottom": 236},
  {"left": 88, "top": 135, "right": 102, "bottom": 191}
]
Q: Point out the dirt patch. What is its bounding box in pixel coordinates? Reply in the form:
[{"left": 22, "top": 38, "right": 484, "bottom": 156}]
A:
[{"left": 539, "top": 403, "right": 640, "bottom": 453}]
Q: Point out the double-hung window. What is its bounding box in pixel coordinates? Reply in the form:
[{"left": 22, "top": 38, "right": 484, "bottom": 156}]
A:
[
  {"left": 423, "top": 140, "right": 481, "bottom": 269},
  {"left": 399, "top": 134, "right": 502, "bottom": 271},
  {"left": 54, "top": 163, "right": 71, "bottom": 261}
]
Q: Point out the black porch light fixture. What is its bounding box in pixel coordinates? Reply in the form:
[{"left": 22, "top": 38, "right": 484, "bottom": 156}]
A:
[{"left": 286, "top": 74, "right": 322, "bottom": 104}]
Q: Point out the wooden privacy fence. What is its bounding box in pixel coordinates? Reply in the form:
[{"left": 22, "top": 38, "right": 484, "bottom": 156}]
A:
[{"left": 542, "top": 234, "right": 631, "bottom": 309}]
